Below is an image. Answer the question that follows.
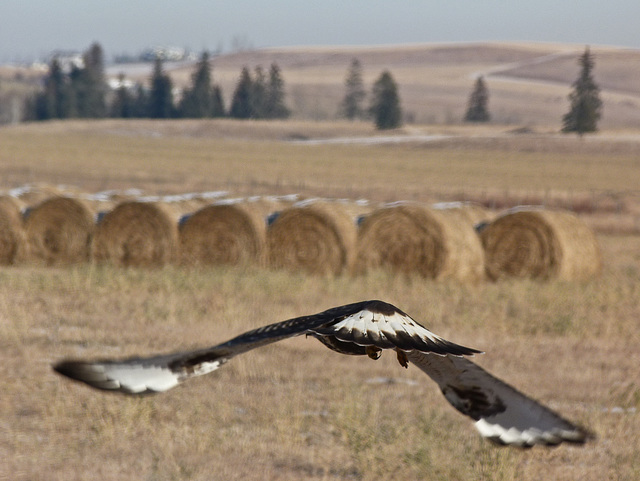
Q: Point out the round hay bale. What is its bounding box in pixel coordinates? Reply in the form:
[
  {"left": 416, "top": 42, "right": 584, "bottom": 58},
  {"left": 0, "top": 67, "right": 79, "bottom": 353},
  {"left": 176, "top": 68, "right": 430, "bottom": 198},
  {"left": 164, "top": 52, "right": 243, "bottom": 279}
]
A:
[
  {"left": 0, "top": 196, "right": 27, "bottom": 264},
  {"left": 480, "top": 207, "right": 602, "bottom": 281},
  {"left": 267, "top": 200, "right": 358, "bottom": 275},
  {"left": 23, "top": 196, "right": 94, "bottom": 265},
  {"left": 11, "top": 183, "right": 66, "bottom": 206},
  {"left": 179, "top": 198, "right": 277, "bottom": 267},
  {"left": 431, "top": 201, "right": 494, "bottom": 229},
  {"left": 355, "top": 202, "right": 485, "bottom": 281},
  {"left": 91, "top": 201, "right": 178, "bottom": 267}
]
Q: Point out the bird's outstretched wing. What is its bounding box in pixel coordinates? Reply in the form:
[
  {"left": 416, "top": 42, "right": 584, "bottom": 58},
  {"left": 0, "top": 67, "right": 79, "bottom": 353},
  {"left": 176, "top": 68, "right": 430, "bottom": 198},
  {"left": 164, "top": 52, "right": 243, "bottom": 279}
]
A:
[
  {"left": 53, "top": 300, "right": 477, "bottom": 395},
  {"left": 407, "top": 351, "right": 592, "bottom": 447},
  {"left": 53, "top": 300, "right": 591, "bottom": 447}
]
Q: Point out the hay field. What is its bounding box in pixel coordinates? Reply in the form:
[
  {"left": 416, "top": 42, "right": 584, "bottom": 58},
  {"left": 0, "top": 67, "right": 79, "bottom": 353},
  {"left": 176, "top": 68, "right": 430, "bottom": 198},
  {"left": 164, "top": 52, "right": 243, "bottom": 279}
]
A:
[{"left": 1, "top": 119, "right": 640, "bottom": 480}]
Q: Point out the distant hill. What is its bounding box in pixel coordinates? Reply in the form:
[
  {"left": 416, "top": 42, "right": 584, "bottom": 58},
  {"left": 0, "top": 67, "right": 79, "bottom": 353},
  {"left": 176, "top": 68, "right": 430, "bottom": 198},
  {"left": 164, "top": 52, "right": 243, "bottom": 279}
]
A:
[
  {"left": 166, "top": 42, "right": 640, "bottom": 129},
  {"left": 4, "top": 42, "right": 640, "bottom": 129}
]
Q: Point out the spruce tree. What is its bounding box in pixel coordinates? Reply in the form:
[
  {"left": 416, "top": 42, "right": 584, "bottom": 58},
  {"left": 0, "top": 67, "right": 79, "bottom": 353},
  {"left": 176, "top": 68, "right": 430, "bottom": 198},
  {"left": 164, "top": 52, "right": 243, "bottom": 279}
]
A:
[
  {"left": 179, "top": 51, "right": 214, "bottom": 118},
  {"left": 562, "top": 47, "right": 602, "bottom": 135},
  {"left": 265, "top": 63, "right": 290, "bottom": 119},
  {"left": 340, "top": 58, "right": 366, "bottom": 120},
  {"left": 229, "top": 67, "right": 253, "bottom": 119},
  {"left": 131, "top": 84, "right": 150, "bottom": 118},
  {"left": 369, "top": 70, "right": 402, "bottom": 130},
  {"left": 148, "top": 57, "right": 174, "bottom": 118},
  {"left": 33, "top": 58, "right": 72, "bottom": 119},
  {"left": 251, "top": 66, "right": 267, "bottom": 119},
  {"left": 211, "top": 85, "right": 226, "bottom": 118},
  {"left": 80, "top": 42, "right": 107, "bottom": 117},
  {"left": 110, "top": 74, "right": 134, "bottom": 118},
  {"left": 464, "top": 76, "right": 490, "bottom": 122}
]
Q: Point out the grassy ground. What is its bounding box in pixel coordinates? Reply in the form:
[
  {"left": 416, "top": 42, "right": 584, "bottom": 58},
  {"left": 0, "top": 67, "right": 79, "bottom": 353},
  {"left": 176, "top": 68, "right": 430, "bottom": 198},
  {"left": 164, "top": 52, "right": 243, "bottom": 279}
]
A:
[{"left": 1, "top": 119, "right": 639, "bottom": 480}]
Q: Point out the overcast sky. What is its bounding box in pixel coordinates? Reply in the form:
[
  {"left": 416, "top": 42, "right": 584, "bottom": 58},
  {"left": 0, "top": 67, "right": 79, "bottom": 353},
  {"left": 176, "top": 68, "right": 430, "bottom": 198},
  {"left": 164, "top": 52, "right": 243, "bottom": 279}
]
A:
[{"left": 2, "top": 0, "right": 639, "bottom": 62}]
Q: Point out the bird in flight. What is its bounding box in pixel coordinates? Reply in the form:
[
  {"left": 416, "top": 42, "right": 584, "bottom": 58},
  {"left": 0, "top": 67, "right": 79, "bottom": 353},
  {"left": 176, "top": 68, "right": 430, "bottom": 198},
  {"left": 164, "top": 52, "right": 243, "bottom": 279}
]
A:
[{"left": 53, "top": 300, "right": 591, "bottom": 448}]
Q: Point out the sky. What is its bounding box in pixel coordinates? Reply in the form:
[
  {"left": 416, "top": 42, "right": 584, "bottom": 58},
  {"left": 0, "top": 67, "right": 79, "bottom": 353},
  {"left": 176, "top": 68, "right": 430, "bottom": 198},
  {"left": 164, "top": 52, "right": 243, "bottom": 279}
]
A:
[{"left": 2, "top": 0, "right": 640, "bottom": 63}]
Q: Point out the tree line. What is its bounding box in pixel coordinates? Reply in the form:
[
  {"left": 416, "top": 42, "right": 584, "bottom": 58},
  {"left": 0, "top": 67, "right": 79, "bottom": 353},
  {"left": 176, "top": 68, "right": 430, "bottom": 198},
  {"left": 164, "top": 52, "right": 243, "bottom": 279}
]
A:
[
  {"left": 24, "top": 42, "right": 602, "bottom": 134},
  {"left": 24, "top": 43, "right": 290, "bottom": 121}
]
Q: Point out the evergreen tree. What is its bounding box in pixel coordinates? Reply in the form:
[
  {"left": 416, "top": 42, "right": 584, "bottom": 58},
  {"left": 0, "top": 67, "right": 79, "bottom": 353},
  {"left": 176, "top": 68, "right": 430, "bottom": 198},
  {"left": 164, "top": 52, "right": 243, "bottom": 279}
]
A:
[
  {"left": 464, "top": 76, "right": 490, "bottom": 122},
  {"left": 562, "top": 47, "right": 602, "bottom": 135},
  {"left": 251, "top": 66, "right": 267, "bottom": 119},
  {"left": 148, "top": 57, "right": 174, "bottom": 118},
  {"left": 265, "top": 63, "right": 290, "bottom": 119},
  {"left": 229, "top": 67, "right": 253, "bottom": 119},
  {"left": 131, "top": 84, "right": 150, "bottom": 118},
  {"left": 211, "top": 85, "right": 226, "bottom": 118},
  {"left": 179, "top": 51, "right": 214, "bottom": 118},
  {"left": 80, "top": 42, "right": 107, "bottom": 117},
  {"left": 110, "top": 74, "right": 135, "bottom": 118},
  {"left": 369, "top": 70, "right": 402, "bottom": 130},
  {"left": 340, "top": 58, "right": 366, "bottom": 120},
  {"left": 33, "top": 58, "right": 73, "bottom": 120}
]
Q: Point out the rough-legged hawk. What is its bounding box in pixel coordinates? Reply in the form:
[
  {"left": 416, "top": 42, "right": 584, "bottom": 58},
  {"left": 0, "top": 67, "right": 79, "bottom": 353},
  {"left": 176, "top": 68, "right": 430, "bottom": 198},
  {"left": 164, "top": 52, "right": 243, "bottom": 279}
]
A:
[{"left": 53, "top": 300, "right": 592, "bottom": 447}]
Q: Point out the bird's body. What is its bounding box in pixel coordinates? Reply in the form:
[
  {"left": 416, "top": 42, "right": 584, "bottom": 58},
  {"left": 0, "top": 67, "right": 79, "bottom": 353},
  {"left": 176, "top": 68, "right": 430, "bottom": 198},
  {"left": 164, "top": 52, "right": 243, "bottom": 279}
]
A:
[{"left": 53, "top": 300, "right": 591, "bottom": 448}]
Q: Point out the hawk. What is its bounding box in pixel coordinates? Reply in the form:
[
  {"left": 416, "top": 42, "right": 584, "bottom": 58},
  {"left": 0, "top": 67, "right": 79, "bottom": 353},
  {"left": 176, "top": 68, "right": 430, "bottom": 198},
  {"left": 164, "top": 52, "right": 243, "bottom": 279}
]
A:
[{"left": 53, "top": 300, "right": 591, "bottom": 447}]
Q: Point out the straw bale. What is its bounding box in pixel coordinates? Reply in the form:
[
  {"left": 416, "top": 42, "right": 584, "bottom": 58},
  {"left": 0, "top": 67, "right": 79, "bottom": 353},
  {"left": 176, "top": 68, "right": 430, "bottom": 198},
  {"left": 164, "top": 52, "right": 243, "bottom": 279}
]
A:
[
  {"left": 92, "top": 201, "right": 178, "bottom": 267},
  {"left": 431, "top": 201, "right": 494, "bottom": 229},
  {"left": 267, "top": 200, "right": 359, "bottom": 275},
  {"left": 24, "top": 196, "right": 95, "bottom": 265},
  {"left": 0, "top": 196, "right": 27, "bottom": 264},
  {"left": 355, "top": 202, "right": 485, "bottom": 281},
  {"left": 179, "top": 198, "right": 278, "bottom": 267},
  {"left": 11, "top": 183, "right": 72, "bottom": 206},
  {"left": 480, "top": 207, "right": 602, "bottom": 281}
]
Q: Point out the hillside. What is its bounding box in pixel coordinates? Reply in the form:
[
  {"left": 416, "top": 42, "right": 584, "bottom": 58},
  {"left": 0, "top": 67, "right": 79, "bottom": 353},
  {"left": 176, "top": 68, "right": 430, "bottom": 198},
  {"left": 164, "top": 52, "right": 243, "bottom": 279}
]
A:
[
  {"left": 165, "top": 42, "right": 640, "bottom": 129},
  {"left": 3, "top": 42, "right": 640, "bottom": 129}
]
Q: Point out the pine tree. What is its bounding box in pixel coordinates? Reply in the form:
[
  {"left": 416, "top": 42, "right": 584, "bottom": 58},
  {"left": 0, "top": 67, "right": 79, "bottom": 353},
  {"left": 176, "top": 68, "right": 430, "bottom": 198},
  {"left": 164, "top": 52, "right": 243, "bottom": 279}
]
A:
[
  {"left": 229, "top": 67, "right": 253, "bottom": 119},
  {"left": 369, "top": 70, "right": 402, "bottom": 130},
  {"left": 562, "top": 47, "right": 602, "bottom": 135},
  {"left": 251, "top": 66, "right": 267, "bottom": 119},
  {"left": 33, "top": 58, "right": 73, "bottom": 120},
  {"left": 80, "top": 42, "right": 107, "bottom": 117},
  {"left": 110, "top": 74, "right": 134, "bottom": 118},
  {"left": 265, "top": 63, "right": 290, "bottom": 119},
  {"left": 340, "top": 58, "right": 366, "bottom": 120},
  {"left": 179, "top": 51, "right": 215, "bottom": 118},
  {"left": 131, "top": 84, "right": 150, "bottom": 118},
  {"left": 464, "top": 76, "right": 490, "bottom": 122},
  {"left": 211, "top": 85, "right": 226, "bottom": 118},
  {"left": 148, "top": 57, "right": 174, "bottom": 118}
]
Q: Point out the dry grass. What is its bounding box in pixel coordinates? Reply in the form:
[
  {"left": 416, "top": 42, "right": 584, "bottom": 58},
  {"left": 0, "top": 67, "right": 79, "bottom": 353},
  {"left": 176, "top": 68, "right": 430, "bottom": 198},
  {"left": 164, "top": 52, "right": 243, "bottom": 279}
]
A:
[
  {"left": 0, "top": 119, "right": 639, "bottom": 480},
  {"left": 1, "top": 233, "right": 639, "bottom": 481}
]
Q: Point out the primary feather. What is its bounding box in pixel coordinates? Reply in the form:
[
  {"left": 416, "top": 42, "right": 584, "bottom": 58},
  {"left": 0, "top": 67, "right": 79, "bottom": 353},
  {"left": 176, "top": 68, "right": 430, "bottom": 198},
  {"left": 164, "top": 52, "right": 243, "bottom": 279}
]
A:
[{"left": 53, "top": 300, "right": 591, "bottom": 447}]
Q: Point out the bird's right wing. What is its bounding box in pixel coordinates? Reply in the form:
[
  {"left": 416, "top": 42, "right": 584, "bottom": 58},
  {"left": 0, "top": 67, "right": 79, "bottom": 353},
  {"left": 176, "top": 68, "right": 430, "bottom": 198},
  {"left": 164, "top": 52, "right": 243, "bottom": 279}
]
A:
[{"left": 407, "top": 351, "right": 592, "bottom": 447}]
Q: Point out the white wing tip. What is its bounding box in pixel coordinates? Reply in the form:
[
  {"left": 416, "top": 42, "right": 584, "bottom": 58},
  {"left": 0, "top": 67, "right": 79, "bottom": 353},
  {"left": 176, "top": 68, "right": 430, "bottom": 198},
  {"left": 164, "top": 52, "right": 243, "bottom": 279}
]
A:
[{"left": 474, "top": 418, "right": 592, "bottom": 447}]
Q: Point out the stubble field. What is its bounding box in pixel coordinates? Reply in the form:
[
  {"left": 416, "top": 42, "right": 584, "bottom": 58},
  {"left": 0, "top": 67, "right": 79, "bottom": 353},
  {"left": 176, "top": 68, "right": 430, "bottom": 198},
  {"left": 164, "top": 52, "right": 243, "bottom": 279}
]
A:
[{"left": 1, "top": 119, "right": 639, "bottom": 480}]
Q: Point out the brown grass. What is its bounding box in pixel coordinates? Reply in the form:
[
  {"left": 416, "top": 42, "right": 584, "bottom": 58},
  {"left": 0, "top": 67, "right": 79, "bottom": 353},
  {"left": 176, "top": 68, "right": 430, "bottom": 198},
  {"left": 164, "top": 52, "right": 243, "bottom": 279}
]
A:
[
  {"left": 1, "top": 232, "right": 639, "bottom": 481},
  {"left": 0, "top": 119, "right": 639, "bottom": 480}
]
